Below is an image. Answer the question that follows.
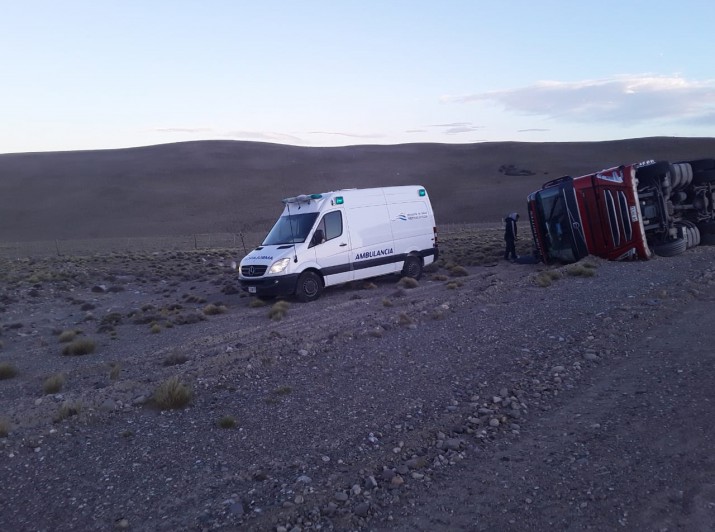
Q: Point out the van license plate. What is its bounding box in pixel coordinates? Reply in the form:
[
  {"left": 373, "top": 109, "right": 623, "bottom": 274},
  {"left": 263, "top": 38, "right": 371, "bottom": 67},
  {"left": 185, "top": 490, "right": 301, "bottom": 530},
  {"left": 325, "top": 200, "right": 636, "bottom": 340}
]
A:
[{"left": 248, "top": 286, "right": 256, "bottom": 294}]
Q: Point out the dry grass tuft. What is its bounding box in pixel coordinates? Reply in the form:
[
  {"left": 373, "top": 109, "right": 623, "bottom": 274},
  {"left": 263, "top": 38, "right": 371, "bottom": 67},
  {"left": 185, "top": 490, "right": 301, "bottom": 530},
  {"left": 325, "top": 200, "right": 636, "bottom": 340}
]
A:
[
  {"left": 534, "top": 269, "right": 562, "bottom": 287},
  {"left": 56, "top": 400, "right": 83, "bottom": 421},
  {"left": 565, "top": 261, "right": 598, "bottom": 277},
  {"left": 249, "top": 298, "right": 267, "bottom": 308},
  {"left": 203, "top": 303, "right": 228, "bottom": 315},
  {"left": 163, "top": 352, "right": 189, "bottom": 367},
  {"left": 382, "top": 298, "right": 394, "bottom": 307},
  {"left": 363, "top": 281, "right": 378, "bottom": 290},
  {"left": 62, "top": 338, "right": 96, "bottom": 356},
  {"left": 153, "top": 376, "right": 192, "bottom": 409},
  {"left": 449, "top": 265, "right": 469, "bottom": 277},
  {"left": 43, "top": 373, "right": 65, "bottom": 394},
  {"left": 397, "top": 276, "right": 419, "bottom": 289},
  {"left": 218, "top": 415, "right": 236, "bottom": 429},
  {"left": 58, "top": 330, "right": 78, "bottom": 343},
  {"left": 0, "top": 417, "right": 10, "bottom": 437},
  {"left": 397, "top": 312, "right": 414, "bottom": 326},
  {"left": 0, "top": 362, "right": 18, "bottom": 380},
  {"left": 109, "top": 363, "right": 121, "bottom": 381},
  {"left": 268, "top": 300, "right": 290, "bottom": 321}
]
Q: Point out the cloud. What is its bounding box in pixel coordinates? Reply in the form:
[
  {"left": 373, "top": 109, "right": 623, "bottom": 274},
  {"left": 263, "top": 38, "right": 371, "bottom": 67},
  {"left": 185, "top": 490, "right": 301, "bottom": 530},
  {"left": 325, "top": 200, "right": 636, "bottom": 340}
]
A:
[
  {"left": 443, "top": 75, "right": 715, "bottom": 125},
  {"left": 517, "top": 128, "right": 550, "bottom": 133},
  {"left": 223, "top": 130, "right": 304, "bottom": 144},
  {"left": 308, "top": 131, "right": 386, "bottom": 139},
  {"left": 429, "top": 122, "right": 484, "bottom": 135},
  {"left": 154, "top": 127, "right": 213, "bottom": 133}
]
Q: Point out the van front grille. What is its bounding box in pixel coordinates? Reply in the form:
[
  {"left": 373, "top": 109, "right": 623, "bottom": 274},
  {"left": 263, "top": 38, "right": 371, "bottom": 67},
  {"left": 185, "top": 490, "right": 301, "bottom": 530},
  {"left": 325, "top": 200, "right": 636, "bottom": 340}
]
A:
[{"left": 241, "top": 265, "right": 267, "bottom": 277}]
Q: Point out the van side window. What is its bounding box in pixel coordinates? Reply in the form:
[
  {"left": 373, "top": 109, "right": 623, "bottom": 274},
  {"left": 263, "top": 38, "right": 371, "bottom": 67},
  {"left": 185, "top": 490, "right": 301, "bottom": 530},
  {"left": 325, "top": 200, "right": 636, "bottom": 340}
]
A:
[{"left": 323, "top": 211, "right": 343, "bottom": 240}]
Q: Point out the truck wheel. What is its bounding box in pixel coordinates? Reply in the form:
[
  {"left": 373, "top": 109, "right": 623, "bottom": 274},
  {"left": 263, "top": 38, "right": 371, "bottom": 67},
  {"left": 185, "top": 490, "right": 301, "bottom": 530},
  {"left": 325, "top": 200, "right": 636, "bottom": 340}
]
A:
[
  {"left": 697, "top": 221, "right": 715, "bottom": 245},
  {"left": 694, "top": 169, "right": 715, "bottom": 184},
  {"left": 295, "top": 271, "right": 323, "bottom": 302},
  {"left": 652, "top": 238, "right": 687, "bottom": 257},
  {"left": 688, "top": 158, "right": 715, "bottom": 173},
  {"left": 681, "top": 220, "right": 700, "bottom": 247},
  {"left": 637, "top": 161, "right": 670, "bottom": 182},
  {"left": 402, "top": 256, "right": 423, "bottom": 280}
]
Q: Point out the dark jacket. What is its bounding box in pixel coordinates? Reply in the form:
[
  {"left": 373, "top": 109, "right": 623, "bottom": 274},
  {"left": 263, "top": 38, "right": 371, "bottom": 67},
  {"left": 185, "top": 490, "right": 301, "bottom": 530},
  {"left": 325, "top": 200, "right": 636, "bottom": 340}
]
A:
[{"left": 504, "top": 213, "right": 518, "bottom": 241}]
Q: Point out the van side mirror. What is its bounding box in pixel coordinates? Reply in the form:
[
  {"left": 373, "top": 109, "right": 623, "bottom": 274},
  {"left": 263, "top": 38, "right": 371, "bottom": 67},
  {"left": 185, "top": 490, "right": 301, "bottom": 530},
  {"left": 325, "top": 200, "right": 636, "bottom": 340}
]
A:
[{"left": 310, "top": 229, "right": 325, "bottom": 247}]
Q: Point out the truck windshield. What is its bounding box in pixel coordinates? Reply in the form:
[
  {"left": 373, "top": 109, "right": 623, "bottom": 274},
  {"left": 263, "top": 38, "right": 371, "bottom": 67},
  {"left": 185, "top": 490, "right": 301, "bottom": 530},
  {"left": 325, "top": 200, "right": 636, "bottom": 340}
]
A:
[
  {"left": 535, "top": 187, "right": 578, "bottom": 263},
  {"left": 263, "top": 212, "right": 319, "bottom": 245}
]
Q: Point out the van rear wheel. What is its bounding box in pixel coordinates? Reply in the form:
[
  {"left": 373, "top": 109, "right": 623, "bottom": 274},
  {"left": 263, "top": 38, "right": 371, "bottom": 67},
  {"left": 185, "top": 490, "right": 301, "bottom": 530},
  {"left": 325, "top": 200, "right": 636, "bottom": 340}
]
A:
[
  {"left": 295, "top": 271, "right": 323, "bottom": 302},
  {"left": 402, "top": 256, "right": 423, "bottom": 280}
]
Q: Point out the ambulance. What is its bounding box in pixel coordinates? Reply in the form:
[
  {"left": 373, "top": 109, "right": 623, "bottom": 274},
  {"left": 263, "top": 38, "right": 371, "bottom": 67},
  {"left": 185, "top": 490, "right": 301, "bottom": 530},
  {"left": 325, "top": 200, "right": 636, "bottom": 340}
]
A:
[{"left": 239, "top": 186, "right": 438, "bottom": 301}]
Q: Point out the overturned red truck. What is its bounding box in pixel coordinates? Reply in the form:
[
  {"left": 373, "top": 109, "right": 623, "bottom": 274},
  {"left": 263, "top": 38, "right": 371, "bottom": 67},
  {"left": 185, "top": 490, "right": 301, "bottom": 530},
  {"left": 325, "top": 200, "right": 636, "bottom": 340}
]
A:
[{"left": 527, "top": 158, "right": 715, "bottom": 264}]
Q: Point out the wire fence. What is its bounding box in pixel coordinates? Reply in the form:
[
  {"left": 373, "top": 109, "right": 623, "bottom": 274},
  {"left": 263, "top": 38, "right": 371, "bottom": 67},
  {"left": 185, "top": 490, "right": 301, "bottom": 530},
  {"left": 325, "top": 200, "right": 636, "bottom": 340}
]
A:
[{"left": 0, "top": 223, "right": 500, "bottom": 260}]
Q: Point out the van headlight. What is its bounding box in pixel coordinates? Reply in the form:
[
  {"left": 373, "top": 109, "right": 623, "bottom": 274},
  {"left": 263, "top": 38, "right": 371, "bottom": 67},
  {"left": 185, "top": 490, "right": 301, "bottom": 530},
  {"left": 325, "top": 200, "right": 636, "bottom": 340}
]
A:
[{"left": 268, "top": 257, "right": 291, "bottom": 274}]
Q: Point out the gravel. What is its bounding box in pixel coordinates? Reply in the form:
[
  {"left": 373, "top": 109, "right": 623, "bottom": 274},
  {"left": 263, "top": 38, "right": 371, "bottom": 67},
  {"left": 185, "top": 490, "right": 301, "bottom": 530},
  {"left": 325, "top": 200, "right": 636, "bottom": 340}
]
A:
[{"left": 1, "top": 245, "right": 715, "bottom": 531}]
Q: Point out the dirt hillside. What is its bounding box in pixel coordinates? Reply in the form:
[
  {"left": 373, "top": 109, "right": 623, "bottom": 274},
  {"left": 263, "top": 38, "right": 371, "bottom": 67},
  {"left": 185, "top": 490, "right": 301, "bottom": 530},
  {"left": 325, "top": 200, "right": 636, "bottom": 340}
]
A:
[{"left": 1, "top": 137, "right": 714, "bottom": 241}]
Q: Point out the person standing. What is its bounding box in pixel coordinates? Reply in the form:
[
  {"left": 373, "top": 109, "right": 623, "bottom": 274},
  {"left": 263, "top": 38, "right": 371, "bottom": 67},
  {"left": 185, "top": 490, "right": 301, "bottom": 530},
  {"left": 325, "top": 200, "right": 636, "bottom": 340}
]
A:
[{"left": 504, "top": 212, "right": 519, "bottom": 261}]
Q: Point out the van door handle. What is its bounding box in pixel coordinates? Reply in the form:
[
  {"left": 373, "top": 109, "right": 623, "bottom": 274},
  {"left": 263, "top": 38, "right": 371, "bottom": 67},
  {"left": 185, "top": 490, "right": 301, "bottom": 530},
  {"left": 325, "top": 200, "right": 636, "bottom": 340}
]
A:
[{"left": 340, "top": 243, "right": 348, "bottom": 247}]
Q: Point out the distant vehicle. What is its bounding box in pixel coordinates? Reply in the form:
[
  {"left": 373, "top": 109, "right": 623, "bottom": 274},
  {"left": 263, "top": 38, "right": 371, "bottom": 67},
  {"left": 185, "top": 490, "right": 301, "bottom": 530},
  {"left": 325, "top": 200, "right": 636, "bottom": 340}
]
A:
[
  {"left": 527, "top": 158, "right": 715, "bottom": 263},
  {"left": 239, "top": 186, "right": 438, "bottom": 301}
]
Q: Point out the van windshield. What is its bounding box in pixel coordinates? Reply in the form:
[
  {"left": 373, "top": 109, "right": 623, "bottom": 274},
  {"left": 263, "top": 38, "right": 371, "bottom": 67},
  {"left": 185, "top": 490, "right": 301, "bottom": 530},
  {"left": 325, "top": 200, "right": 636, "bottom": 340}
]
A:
[{"left": 263, "top": 213, "right": 319, "bottom": 245}]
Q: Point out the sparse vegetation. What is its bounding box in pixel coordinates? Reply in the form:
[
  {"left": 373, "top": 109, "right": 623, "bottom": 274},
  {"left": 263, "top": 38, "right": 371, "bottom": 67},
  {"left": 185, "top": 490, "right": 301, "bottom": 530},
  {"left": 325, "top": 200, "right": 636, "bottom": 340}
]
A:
[
  {"left": 203, "top": 303, "right": 227, "bottom": 315},
  {"left": 0, "top": 362, "right": 18, "bottom": 380},
  {"left": 397, "top": 276, "right": 419, "bottom": 289},
  {"left": 397, "top": 312, "right": 414, "bottom": 326},
  {"left": 565, "top": 261, "right": 598, "bottom": 277},
  {"left": 58, "top": 329, "right": 78, "bottom": 343},
  {"left": 449, "top": 265, "right": 469, "bottom": 277},
  {"left": 56, "top": 400, "right": 83, "bottom": 421},
  {"left": 109, "top": 363, "right": 121, "bottom": 380},
  {"left": 163, "top": 352, "right": 189, "bottom": 367},
  {"left": 150, "top": 323, "right": 161, "bottom": 334},
  {"left": 62, "top": 338, "right": 96, "bottom": 356},
  {"left": 153, "top": 376, "right": 192, "bottom": 409},
  {"left": 534, "top": 269, "right": 562, "bottom": 287},
  {"left": 0, "top": 417, "right": 10, "bottom": 437},
  {"left": 249, "top": 298, "right": 267, "bottom": 308},
  {"left": 382, "top": 298, "right": 394, "bottom": 307},
  {"left": 268, "top": 300, "right": 290, "bottom": 321},
  {"left": 43, "top": 373, "right": 65, "bottom": 394},
  {"left": 218, "top": 415, "right": 236, "bottom": 429}
]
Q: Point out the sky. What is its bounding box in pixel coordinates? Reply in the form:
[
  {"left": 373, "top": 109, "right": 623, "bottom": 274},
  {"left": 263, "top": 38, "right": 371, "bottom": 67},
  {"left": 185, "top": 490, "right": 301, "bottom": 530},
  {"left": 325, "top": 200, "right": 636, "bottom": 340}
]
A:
[{"left": 2, "top": 0, "right": 714, "bottom": 154}]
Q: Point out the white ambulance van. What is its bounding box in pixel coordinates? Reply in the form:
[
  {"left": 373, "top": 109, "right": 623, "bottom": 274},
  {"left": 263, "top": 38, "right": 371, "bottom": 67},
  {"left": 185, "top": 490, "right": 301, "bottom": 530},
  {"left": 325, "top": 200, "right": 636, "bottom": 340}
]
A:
[{"left": 239, "top": 186, "right": 438, "bottom": 301}]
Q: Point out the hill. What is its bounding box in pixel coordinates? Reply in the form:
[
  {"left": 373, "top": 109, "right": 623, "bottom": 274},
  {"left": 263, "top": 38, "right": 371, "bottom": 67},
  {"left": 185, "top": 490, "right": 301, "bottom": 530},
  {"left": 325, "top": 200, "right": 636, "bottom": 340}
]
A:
[{"left": 1, "top": 137, "right": 714, "bottom": 241}]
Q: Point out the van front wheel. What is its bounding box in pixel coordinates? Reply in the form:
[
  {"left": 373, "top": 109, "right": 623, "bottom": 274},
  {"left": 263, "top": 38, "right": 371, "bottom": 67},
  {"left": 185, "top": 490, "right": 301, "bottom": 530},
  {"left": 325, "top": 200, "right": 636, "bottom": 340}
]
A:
[
  {"left": 295, "top": 271, "right": 323, "bottom": 302},
  {"left": 402, "top": 256, "right": 423, "bottom": 280}
]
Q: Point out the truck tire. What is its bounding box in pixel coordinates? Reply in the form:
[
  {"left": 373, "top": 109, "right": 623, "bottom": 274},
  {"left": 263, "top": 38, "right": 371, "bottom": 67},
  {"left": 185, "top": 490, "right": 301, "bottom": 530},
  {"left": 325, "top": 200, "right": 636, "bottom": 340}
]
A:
[
  {"left": 652, "top": 238, "right": 687, "bottom": 257},
  {"left": 637, "top": 161, "right": 670, "bottom": 182},
  {"left": 402, "top": 255, "right": 423, "bottom": 280},
  {"left": 687, "top": 158, "right": 715, "bottom": 173},
  {"left": 295, "top": 271, "right": 323, "bottom": 302},
  {"left": 697, "top": 221, "right": 715, "bottom": 245},
  {"left": 680, "top": 220, "right": 701, "bottom": 247},
  {"left": 693, "top": 169, "right": 715, "bottom": 184}
]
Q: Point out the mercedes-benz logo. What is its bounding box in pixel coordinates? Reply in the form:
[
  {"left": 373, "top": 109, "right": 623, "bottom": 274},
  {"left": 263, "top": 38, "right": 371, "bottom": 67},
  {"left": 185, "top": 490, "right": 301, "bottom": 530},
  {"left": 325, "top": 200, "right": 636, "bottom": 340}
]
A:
[{"left": 248, "top": 265, "right": 255, "bottom": 275}]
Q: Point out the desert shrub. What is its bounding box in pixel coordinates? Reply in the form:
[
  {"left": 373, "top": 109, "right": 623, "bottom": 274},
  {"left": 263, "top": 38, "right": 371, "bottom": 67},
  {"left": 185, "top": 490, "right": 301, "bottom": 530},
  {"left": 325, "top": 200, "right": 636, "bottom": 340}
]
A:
[
  {"left": 249, "top": 298, "right": 267, "bottom": 308},
  {"left": 272, "top": 385, "right": 292, "bottom": 396},
  {"left": 56, "top": 400, "right": 82, "bottom": 421},
  {"left": 203, "top": 303, "right": 227, "bottom": 316},
  {"left": 218, "top": 415, "right": 236, "bottom": 429},
  {"left": 432, "top": 274, "right": 449, "bottom": 281},
  {"left": 397, "top": 277, "right": 419, "bottom": 289},
  {"left": 268, "top": 301, "right": 290, "bottom": 321},
  {"left": 58, "top": 330, "right": 78, "bottom": 343},
  {"left": 397, "top": 312, "right": 414, "bottom": 326},
  {"left": 172, "top": 312, "right": 206, "bottom": 326},
  {"left": 449, "top": 265, "right": 469, "bottom": 277},
  {"left": 565, "top": 262, "right": 597, "bottom": 277},
  {"left": 163, "top": 352, "right": 189, "bottom": 367},
  {"left": 0, "top": 362, "right": 18, "bottom": 380},
  {"left": 0, "top": 417, "right": 10, "bottom": 437},
  {"left": 534, "top": 270, "right": 562, "bottom": 287},
  {"left": 363, "top": 282, "right": 378, "bottom": 290},
  {"left": 43, "top": 373, "right": 65, "bottom": 394},
  {"left": 109, "top": 363, "right": 121, "bottom": 381},
  {"left": 153, "top": 376, "right": 192, "bottom": 409},
  {"left": 150, "top": 323, "right": 161, "bottom": 334},
  {"left": 382, "top": 298, "right": 393, "bottom": 307},
  {"left": 62, "top": 338, "right": 96, "bottom": 356}
]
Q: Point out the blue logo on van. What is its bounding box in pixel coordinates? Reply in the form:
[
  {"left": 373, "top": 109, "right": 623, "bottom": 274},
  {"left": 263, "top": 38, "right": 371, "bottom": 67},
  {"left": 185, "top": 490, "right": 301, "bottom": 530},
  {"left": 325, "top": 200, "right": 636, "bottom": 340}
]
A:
[{"left": 397, "top": 213, "right": 408, "bottom": 221}]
